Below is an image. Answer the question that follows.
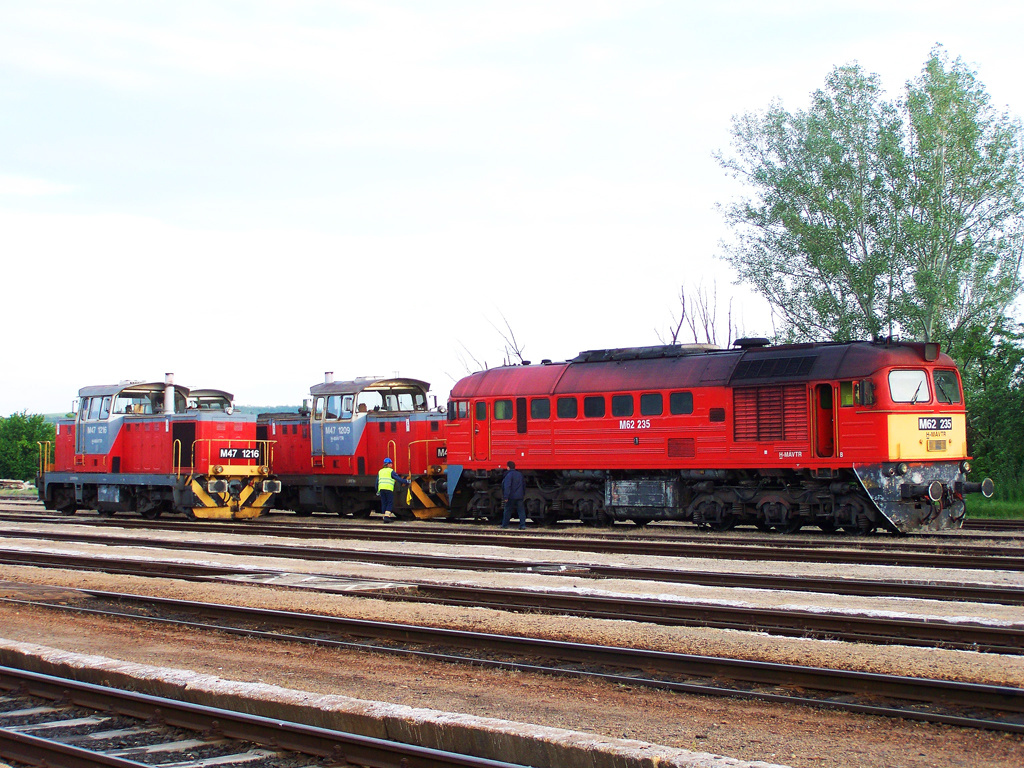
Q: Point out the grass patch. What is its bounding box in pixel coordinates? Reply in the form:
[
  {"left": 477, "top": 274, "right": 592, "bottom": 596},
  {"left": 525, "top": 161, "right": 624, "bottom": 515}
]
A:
[{"left": 967, "top": 497, "right": 1024, "bottom": 519}]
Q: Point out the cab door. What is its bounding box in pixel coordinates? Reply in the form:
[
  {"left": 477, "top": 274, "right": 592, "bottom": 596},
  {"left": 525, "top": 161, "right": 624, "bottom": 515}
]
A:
[
  {"left": 814, "top": 383, "right": 835, "bottom": 458},
  {"left": 473, "top": 401, "right": 489, "bottom": 461},
  {"left": 310, "top": 396, "right": 326, "bottom": 463},
  {"left": 75, "top": 398, "right": 88, "bottom": 455}
]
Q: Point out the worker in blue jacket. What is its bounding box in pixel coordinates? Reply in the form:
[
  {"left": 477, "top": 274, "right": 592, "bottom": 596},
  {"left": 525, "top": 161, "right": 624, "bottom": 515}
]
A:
[
  {"left": 377, "top": 457, "right": 410, "bottom": 522},
  {"left": 501, "top": 460, "right": 526, "bottom": 529}
]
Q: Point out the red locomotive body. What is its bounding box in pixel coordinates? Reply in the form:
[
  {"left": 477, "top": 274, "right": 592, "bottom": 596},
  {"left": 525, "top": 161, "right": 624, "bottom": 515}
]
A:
[
  {"left": 444, "top": 340, "right": 992, "bottom": 533},
  {"left": 38, "top": 376, "right": 279, "bottom": 519},
  {"left": 258, "top": 374, "right": 448, "bottom": 518}
]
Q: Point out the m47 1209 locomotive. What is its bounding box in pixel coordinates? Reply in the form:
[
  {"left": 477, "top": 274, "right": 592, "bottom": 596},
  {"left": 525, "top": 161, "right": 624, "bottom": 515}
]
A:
[
  {"left": 36, "top": 374, "right": 280, "bottom": 519},
  {"left": 442, "top": 339, "right": 993, "bottom": 533},
  {"left": 257, "top": 374, "right": 449, "bottom": 518}
]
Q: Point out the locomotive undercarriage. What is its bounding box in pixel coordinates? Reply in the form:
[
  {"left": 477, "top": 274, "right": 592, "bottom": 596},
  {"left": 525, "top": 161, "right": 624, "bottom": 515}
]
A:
[
  {"left": 454, "top": 466, "right": 968, "bottom": 534},
  {"left": 273, "top": 470, "right": 450, "bottom": 520},
  {"left": 39, "top": 473, "right": 278, "bottom": 520}
]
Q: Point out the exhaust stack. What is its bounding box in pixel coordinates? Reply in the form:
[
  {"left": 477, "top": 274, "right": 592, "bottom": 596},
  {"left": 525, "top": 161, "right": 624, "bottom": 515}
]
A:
[{"left": 164, "top": 373, "right": 175, "bottom": 414}]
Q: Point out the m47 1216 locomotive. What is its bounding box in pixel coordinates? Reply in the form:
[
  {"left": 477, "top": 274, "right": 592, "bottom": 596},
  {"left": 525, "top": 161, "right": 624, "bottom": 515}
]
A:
[
  {"left": 257, "top": 374, "right": 449, "bottom": 518},
  {"left": 36, "top": 374, "right": 280, "bottom": 519},
  {"left": 442, "top": 339, "right": 993, "bottom": 533}
]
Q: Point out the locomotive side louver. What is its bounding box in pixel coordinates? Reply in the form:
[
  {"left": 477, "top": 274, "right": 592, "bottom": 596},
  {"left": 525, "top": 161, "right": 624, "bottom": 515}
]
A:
[
  {"left": 732, "top": 355, "right": 816, "bottom": 381},
  {"left": 733, "top": 385, "right": 809, "bottom": 441}
]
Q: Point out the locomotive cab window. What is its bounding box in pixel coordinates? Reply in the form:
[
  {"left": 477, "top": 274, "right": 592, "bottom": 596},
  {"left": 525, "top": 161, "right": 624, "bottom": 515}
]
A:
[
  {"left": 556, "top": 397, "right": 578, "bottom": 418},
  {"left": 530, "top": 398, "right": 550, "bottom": 419},
  {"left": 494, "top": 399, "right": 514, "bottom": 420},
  {"left": 669, "top": 391, "right": 693, "bottom": 415},
  {"left": 889, "top": 370, "right": 931, "bottom": 403},
  {"left": 611, "top": 395, "right": 633, "bottom": 417},
  {"left": 840, "top": 381, "right": 854, "bottom": 407},
  {"left": 584, "top": 396, "right": 606, "bottom": 418},
  {"left": 325, "top": 395, "right": 353, "bottom": 419},
  {"left": 934, "top": 370, "right": 962, "bottom": 404},
  {"left": 447, "top": 401, "right": 469, "bottom": 421},
  {"left": 640, "top": 393, "right": 663, "bottom": 415}
]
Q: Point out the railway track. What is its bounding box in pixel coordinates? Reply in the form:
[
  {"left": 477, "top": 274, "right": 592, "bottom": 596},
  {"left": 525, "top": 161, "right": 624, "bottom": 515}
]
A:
[
  {"left": 2, "top": 512, "right": 1023, "bottom": 571},
  {"left": 2, "top": 540, "right": 1024, "bottom": 655},
  {"left": 5, "top": 503, "right": 1024, "bottom": 548},
  {"left": 5, "top": 589, "right": 1023, "bottom": 736},
  {"left": 2, "top": 547, "right": 1023, "bottom": 653},
  {"left": 0, "top": 664, "right": 525, "bottom": 768},
  {"left": 2, "top": 518, "right": 1024, "bottom": 577}
]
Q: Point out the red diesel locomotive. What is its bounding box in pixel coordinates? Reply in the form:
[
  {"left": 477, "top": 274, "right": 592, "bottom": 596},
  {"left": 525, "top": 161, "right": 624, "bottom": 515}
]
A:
[
  {"left": 257, "top": 374, "right": 449, "bottom": 518},
  {"left": 36, "top": 375, "right": 280, "bottom": 519},
  {"left": 442, "top": 339, "right": 993, "bottom": 533}
]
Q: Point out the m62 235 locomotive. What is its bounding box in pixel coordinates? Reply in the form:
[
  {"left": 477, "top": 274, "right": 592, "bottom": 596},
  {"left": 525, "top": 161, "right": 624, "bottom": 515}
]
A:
[
  {"left": 443, "top": 339, "right": 993, "bottom": 533},
  {"left": 257, "top": 374, "right": 449, "bottom": 518},
  {"left": 36, "top": 375, "right": 280, "bottom": 519}
]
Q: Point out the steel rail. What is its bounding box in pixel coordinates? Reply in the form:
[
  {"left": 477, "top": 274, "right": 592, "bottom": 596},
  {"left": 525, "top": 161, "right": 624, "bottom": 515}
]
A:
[
  {"left": 7, "top": 506, "right": 1024, "bottom": 554},
  {"left": 0, "top": 665, "right": 530, "bottom": 768},
  {"left": 4, "top": 534, "right": 1024, "bottom": 606},
  {"left": 2, "top": 524, "right": 1022, "bottom": 572},
  {"left": 0, "top": 728, "right": 153, "bottom": 768},
  {"left": 1, "top": 548, "right": 1022, "bottom": 654},
  {"left": 6, "top": 591, "right": 1024, "bottom": 734}
]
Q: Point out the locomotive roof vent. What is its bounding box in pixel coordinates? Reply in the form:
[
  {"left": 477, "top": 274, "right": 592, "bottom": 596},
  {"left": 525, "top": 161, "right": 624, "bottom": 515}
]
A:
[
  {"left": 734, "top": 337, "right": 771, "bottom": 349},
  {"left": 571, "top": 344, "right": 718, "bottom": 364}
]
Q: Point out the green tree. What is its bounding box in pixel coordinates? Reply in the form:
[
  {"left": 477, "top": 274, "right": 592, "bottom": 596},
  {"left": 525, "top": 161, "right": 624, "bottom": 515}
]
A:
[
  {"left": 899, "top": 51, "right": 1024, "bottom": 366},
  {"left": 717, "top": 47, "right": 1024, "bottom": 363},
  {"left": 960, "top": 325, "right": 1024, "bottom": 498},
  {"left": 0, "top": 412, "right": 56, "bottom": 481}
]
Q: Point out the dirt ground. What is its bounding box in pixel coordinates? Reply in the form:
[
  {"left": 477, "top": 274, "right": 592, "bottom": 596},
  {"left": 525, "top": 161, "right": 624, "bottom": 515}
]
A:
[{"left": 1, "top": 524, "right": 1023, "bottom": 768}]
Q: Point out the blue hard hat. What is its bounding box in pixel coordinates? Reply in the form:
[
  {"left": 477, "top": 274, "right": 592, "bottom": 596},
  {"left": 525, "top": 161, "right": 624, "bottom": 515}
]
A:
[{"left": 383, "top": 457, "right": 392, "bottom": 464}]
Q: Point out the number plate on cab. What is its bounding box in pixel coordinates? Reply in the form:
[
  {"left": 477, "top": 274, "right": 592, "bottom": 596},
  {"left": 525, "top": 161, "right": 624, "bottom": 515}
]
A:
[
  {"left": 218, "top": 447, "right": 263, "bottom": 462},
  {"left": 918, "top": 417, "right": 952, "bottom": 431}
]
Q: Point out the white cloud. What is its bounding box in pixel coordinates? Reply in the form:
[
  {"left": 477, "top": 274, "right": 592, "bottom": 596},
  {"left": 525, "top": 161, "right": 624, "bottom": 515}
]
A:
[{"left": 0, "top": 175, "right": 72, "bottom": 196}]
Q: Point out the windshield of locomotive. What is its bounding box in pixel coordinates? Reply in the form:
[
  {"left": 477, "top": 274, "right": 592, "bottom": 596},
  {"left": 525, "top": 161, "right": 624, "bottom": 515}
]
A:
[
  {"left": 357, "top": 387, "right": 427, "bottom": 412},
  {"left": 888, "top": 369, "right": 931, "bottom": 404},
  {"left": 113, "top": 389, "right": 186, "bottom": 414},
  {"left": 189, "top": 395, "right": 232, "bottom": 410},
  {"left": 933, "top": 369, "right": 962, "bottom": 404}
]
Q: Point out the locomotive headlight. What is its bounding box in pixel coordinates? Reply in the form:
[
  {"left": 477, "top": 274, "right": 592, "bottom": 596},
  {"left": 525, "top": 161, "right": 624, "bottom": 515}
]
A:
[
  {"left": 896, "top": 462, "right": 909, "bottom": 476},
  {"left": 960, "top": 460, "right": 972, "bottom": 473}
]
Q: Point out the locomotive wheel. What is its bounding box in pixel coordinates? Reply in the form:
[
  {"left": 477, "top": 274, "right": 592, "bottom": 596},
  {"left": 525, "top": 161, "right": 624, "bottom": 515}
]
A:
[
  {"left": 293, "top": 508, "right": 314, "bottom": 517},
  {"left": 817, "top": 520, "right": 837, "bottom": 533},
  {"left": 631, "top": 518, "right": 651, "bottom": 527},
  {"left": 780, "top": 519, "right": 803, "bottom": 534},
  {"left": 351, "top": 507, "right": 373, "bottom": 518},
  {"left": 711, "top": 516, "right": 736, "bottom": 532},
  {"left": 139, "top": 506, "right": 162, "bottom": 520},
  {"left": 53, "top": 488, "right": 76, "bottom": 515}
]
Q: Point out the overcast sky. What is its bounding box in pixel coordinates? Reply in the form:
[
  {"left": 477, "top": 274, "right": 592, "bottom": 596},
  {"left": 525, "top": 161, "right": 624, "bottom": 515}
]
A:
[{"left": 2, "top": 1, "right": 1022, "bottom": 414}]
